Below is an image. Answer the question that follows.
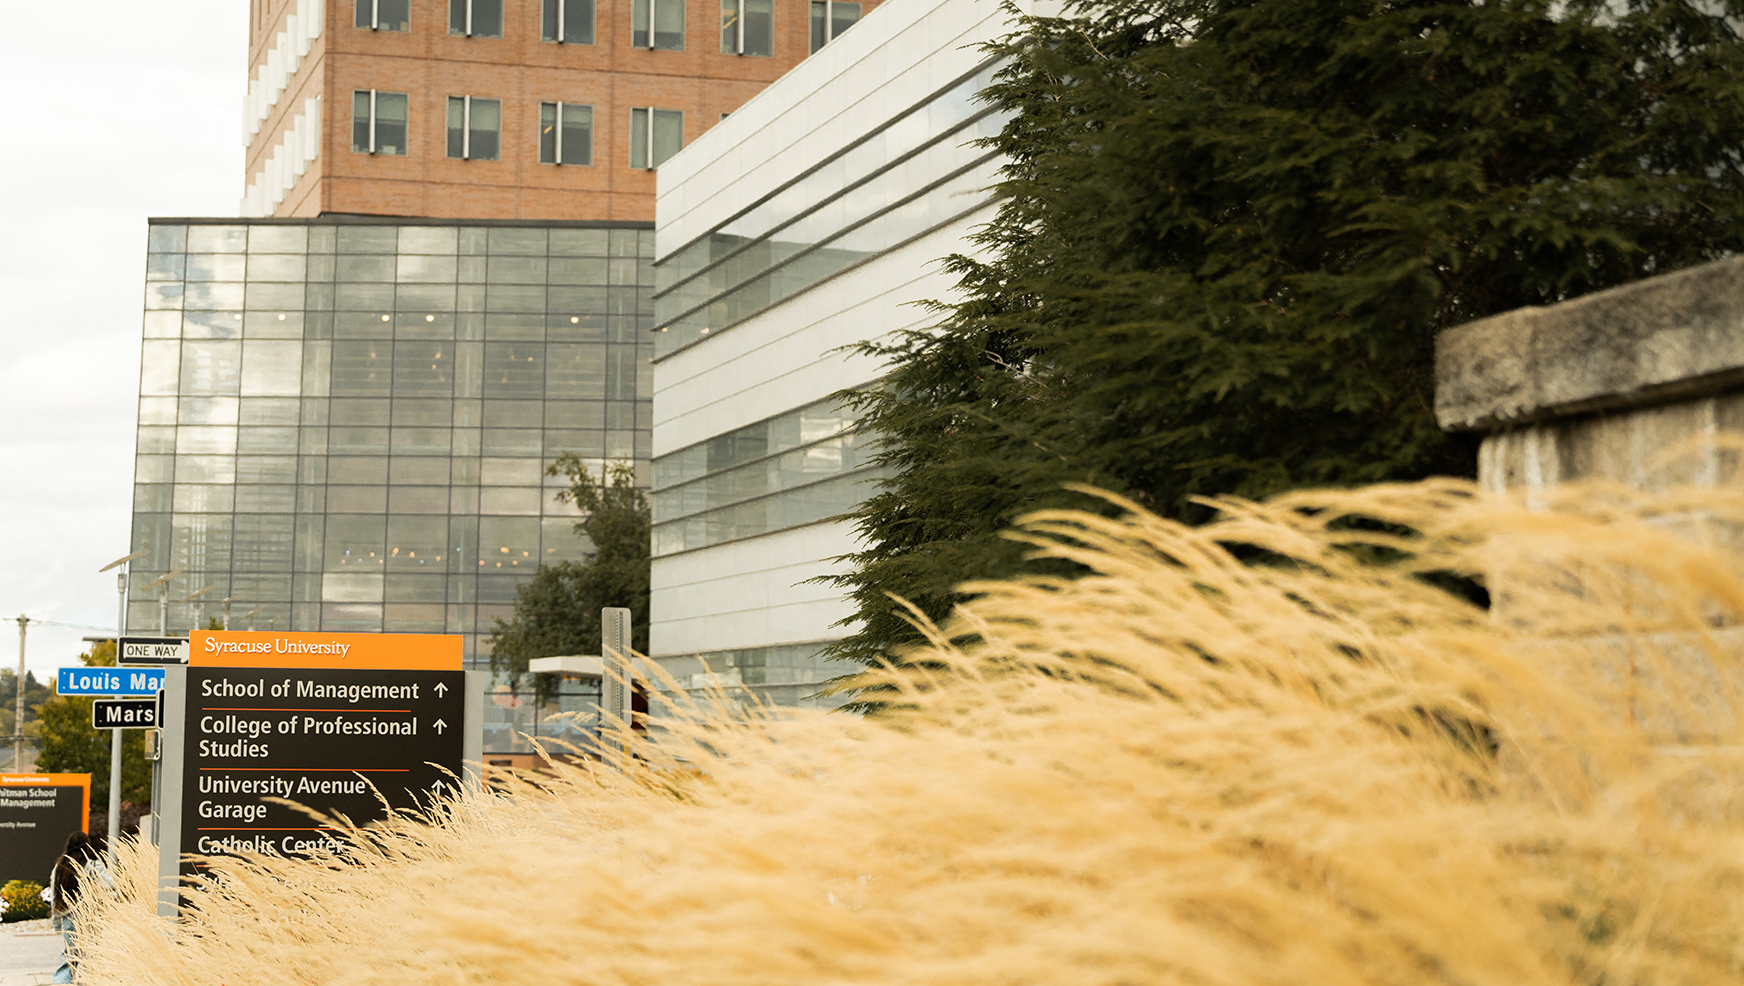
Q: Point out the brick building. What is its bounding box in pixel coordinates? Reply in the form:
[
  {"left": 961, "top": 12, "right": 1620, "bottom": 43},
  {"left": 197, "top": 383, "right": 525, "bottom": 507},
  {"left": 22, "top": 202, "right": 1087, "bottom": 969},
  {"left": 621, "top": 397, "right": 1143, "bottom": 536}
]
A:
[{"left": 242, "top": 0, "right": 879, "bottom": 219}]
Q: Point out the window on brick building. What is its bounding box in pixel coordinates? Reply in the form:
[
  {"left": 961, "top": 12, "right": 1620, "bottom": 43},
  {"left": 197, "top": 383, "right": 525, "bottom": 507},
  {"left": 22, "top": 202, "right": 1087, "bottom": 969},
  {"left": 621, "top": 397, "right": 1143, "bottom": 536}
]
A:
[
  {"left": 539, "top": 102, "right": 595, "bottom": 165},
  {"left": 542, "top": 0, "right": 595, "bottom": 43},
  {"left": 355, "top": 0, "right": 410, "bottom": 30},
  {"left": 809, "top": 0, "right": 860, "bottom": 53},
  {"left": 629, "top": 108, "right": 684, "bottom": 169},
  {"left": 632, "top": 0, "right": 684, "bottom": 50},
  {"left": 450, "top": 0, "right": 503, "bottom": 37},
  {"left": 447, "top": 96, "right": 502, "bottom": 160},
  {"left": 720, "top": 0, "right": 772, "bottom": 56},
  {"left": 352, "top": 90, "right": 409, "bottom": 155}
]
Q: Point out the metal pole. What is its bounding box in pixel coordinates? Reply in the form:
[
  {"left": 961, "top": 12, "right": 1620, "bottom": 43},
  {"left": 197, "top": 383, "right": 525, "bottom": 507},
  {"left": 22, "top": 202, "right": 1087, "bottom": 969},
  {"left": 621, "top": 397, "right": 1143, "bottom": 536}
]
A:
[
  {"left": 109, "top": 572, "right": 127, "bottom": 851},
  {"left": 159, "top": 584, "right": 168, "bottom": 636},
  {"left": 13, "top": 616, "right": 25, "bottom": 771}
]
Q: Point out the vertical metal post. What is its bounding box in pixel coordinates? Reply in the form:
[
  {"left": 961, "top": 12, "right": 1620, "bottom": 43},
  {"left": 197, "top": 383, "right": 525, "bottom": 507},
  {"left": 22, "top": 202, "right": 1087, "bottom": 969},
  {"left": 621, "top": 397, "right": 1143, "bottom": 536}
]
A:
[
  {"left": 600, "top": 607, "right": 633, "bottom": 756},
  {"left": 462, "top": 95, "right": 472, "bottom": 159},
  {"left": 13, "top": 616, "right": 25, "bottom": 771},
  {"left": 159, "top": 585, "right": 169, "bottom": 636},
  {"left": 109, "top": 572, "right": 127, "bottom": 853},
  {"left": 737, "top": 0, "right": 745, "bottom": 54},
  {"left": 465, "top": 0, "right": 473, "bottom": 36},
  {"left": 557, "top": 0, "right": 565, "bottom": 42},
  {"left": 371, "top": 0, "right": 380, "bottom": 29},
  {"left": 369, "top": 89, "right": 378, "bottom": 154}
]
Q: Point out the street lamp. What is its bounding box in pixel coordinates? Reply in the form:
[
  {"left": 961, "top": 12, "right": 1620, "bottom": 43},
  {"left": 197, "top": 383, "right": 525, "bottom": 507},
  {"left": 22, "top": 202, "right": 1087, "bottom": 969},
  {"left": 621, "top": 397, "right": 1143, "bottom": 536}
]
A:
[
  {"left": 143, "top": 571, "right": 184, "bottom": 636},
  {"left": 184, "top": 586, "right": 218, "bottom": 631},
  {"left": 97, "top": 549, "right": 148, "bottom": 852}
]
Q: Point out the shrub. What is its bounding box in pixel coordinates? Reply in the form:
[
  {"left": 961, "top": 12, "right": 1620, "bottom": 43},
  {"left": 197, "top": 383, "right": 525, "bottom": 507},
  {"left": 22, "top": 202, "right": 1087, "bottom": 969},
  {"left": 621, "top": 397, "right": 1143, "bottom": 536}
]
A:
[{"left": 1, "top": 880, "right": 48, "bottom": 922}]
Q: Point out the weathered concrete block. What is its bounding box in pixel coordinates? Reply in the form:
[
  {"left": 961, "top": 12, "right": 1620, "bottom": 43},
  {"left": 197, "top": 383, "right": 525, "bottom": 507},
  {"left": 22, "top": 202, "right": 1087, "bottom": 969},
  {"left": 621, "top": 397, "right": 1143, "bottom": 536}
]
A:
[{"left": 1436, "top": 256, "right": 1744, "bottom": 432}]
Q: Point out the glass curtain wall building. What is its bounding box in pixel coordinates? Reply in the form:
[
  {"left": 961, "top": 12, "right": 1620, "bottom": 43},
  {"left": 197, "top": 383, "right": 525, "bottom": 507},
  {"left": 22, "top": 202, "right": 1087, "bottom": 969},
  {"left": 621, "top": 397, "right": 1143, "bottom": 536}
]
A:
[{"left": 131, "top": 217, "right": 654, "bottom": 683}]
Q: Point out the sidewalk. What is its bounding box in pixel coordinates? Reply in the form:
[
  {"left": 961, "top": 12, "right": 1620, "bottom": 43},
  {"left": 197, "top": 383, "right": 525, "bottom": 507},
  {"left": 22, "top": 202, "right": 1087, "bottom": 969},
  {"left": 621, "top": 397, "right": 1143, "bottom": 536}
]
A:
[{"left": 0, "top": 920, "right": 59, "bottom": 986}]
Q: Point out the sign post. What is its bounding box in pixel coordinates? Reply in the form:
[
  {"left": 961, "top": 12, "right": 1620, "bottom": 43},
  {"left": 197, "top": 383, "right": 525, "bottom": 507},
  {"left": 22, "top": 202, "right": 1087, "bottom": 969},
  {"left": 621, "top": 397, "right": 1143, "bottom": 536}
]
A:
[{"left": 155, "top": 631, "right": 485, "bottom": 917}]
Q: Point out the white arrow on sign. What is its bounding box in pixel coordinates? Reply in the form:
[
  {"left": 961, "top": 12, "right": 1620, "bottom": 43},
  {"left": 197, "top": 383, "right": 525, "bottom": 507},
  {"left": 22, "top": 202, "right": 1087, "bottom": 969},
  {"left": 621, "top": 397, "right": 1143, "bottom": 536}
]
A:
[
  {"left": 431, "top": 719, "right": 447, "bottom": 734},
  {"left": 433, "top": 682, "right": 448, "bottom": 697}
]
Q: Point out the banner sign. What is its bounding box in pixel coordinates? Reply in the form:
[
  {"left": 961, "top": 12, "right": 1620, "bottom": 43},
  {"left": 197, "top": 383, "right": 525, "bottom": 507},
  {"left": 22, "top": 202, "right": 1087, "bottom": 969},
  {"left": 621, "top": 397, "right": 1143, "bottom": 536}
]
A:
[
  {"left": 119, "top": 637, "right": 188, "bottom": 667},
  {"left": 58, "top": 667, "right": 164, "bottom": 696},
  {"left": 93, "top": 699, "right": 158, "bottom": 730},
  {"left": 0, "top": 774, "right": 89, "bottom": 885}
]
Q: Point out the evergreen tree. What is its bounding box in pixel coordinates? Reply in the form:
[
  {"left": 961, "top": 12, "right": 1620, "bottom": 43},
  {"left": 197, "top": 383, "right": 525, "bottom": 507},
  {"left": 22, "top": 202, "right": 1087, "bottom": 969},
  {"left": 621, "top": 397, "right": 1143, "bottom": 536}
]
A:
[
  {"left": 34, "top": 642, "right": 150, "bottom": 806},
  {"left": 488, "top": 458, "right": 651, "bottom": 696},
  {"left": 831, "top": 0, "right": 1744, "bottom": 670}
]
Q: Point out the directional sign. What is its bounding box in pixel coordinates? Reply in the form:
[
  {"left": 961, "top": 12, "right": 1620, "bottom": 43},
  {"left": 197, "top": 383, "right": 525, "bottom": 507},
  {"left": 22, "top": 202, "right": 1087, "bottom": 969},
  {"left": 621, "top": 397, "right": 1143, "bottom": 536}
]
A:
[
  {"left": 58, "top": 667, "right": 165, "bottom": 696},
  {"left": 119, "top": 637, "right": 188, "bottom": 667},
  {"left": 179, "top": 665, "right": 463, "bottom": 863},
  {"left": 93, "top": 700, "right": 157, "bottom": 730}
]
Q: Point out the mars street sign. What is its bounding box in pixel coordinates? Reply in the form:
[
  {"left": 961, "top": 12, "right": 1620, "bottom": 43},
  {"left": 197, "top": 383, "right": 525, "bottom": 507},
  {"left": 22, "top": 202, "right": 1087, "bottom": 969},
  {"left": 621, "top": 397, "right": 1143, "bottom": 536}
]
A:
[
  {"left": 92, "top": 700, "right": 157, "bottom": 730},
  {"left": 118, "top": 637, "right": 188, "bottom": 667},
  {"left": 58, "top": 667, "right": 164, "bottom": 696}
]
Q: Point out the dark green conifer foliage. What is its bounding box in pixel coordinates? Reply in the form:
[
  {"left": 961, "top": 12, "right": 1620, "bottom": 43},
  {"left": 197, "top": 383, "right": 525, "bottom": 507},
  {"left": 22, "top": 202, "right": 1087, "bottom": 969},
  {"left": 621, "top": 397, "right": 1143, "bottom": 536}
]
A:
[
  {"left": 488, "top": 458, "right": 650, "bottom": 697},
  {"left": 829, "top": 0, "right": 1744, "bottom": 671}
]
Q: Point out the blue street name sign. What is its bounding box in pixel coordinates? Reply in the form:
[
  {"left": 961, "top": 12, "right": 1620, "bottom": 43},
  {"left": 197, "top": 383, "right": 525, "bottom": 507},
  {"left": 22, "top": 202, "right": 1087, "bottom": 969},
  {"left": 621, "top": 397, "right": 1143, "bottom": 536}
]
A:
[{"left": 57, "top": 667, "right": 164, "bottom": 696}]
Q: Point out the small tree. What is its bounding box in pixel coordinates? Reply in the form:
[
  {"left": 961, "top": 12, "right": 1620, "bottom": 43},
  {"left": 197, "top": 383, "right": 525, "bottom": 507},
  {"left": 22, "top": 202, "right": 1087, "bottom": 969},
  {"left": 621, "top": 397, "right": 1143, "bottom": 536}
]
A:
[
  {"left": 34, "top": 641, "right": 150, "bottom": 807},
  {"left": 488, "top": 458, "right": 651, "bottom": 696}
]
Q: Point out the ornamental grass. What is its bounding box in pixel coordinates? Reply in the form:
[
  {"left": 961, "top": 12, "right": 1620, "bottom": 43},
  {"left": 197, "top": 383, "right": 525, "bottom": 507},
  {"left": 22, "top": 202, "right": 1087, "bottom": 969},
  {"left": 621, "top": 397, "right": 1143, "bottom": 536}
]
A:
[{"left": 79, "top": 478, "right": 1744, "bottom": 985}]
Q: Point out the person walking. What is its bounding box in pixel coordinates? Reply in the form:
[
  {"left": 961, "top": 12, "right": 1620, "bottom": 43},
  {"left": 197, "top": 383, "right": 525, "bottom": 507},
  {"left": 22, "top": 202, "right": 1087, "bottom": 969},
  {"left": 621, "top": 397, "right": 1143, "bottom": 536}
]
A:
[{"left": 44, "top": 832, "right": 110, "bottom": 984}]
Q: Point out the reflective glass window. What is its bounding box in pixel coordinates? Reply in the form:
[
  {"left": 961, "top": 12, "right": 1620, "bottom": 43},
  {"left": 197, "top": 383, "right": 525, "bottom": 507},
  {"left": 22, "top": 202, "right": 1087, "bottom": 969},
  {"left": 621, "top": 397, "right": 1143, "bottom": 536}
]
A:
[
  {"left": 721, "top": 0, "right": 771, "bottom": 55},
  {"left": 446, "top": 96, "right": 502, "bottom": 161},
  {"left": 148, "top": 225, "right": 187, "bottom": 252},
  {"left": 809, "top": 0, "right": 859, "bottom": 52},
  {"left": 450, "top": 0, "right": 502, "bottom": 36},
  {"left": 541, "top": 0, "right": 594, "bottom": 42},
  {"left": 538, "top": 102, "right": 593, "bottom": 166},
  {"left": 187, "top": 227, "right": 248, "bottom": 253},
  {"left": 356, "top": 0, "right": 410, "bottom": 30},
  {"left": 629, "top": 108, "right": 683, "bottom": 170},
  {"left": 352, "top": 90, "right": 409, "bottom": 155},
  {"left": 632, "top": 0, "right": 684, "bottom": 49}
]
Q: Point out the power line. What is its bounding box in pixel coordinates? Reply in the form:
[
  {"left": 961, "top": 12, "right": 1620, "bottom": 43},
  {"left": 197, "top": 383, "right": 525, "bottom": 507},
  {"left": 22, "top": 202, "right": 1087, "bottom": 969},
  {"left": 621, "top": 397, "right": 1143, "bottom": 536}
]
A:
[{"left": 0, "top": 618, "right": 114, "bottom": 632}]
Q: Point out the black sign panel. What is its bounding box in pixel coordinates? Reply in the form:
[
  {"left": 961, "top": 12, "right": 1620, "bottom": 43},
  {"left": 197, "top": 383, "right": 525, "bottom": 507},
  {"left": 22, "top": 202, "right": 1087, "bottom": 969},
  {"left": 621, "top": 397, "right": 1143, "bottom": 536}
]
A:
[
  {"left": 93, "top": 699, "right": 157, "bottom": 729},
  {"left": 180, "top": 667, "right": 464, "bottom": 865},
  {"left": 0, "top": 780, "right": 88, "bottom": 885},
  {"left": 119, "top": 636, "right": 188, "bottom": 666}
]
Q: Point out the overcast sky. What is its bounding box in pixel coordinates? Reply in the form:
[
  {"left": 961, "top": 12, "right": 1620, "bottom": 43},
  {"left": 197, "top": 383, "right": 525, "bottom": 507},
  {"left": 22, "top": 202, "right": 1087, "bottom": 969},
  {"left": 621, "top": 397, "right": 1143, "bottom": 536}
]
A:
[{"left": 0, "top": 4, "right": 247, "bottom": 680}]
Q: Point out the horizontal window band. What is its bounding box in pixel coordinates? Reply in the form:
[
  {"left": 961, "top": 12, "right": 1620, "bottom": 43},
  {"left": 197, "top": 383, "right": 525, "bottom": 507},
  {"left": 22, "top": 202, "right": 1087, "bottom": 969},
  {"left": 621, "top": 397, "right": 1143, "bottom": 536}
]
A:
[
  {"left": 649, "top": 195, "right": 1000, "bottom": 364},
  {"left": 649, "top": 511, "right": 860, "bottom": 561},
  {"left": 652, "top": 151, "right": 1001, "bottom": 334},
  {"left": 653, "top": 424, "right": 859, "bottom": 496},
  {"left": 655, "top": 53, "right": 1004, "bottom": 266},
  {"left": 651, "top": 106, "right": 1005, "bottom": 303}
]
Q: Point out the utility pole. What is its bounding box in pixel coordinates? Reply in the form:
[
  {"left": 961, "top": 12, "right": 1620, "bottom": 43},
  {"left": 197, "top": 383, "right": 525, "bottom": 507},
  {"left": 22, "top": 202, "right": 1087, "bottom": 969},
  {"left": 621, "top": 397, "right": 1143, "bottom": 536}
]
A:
[{"left": 14, "top": 615, "right": 27, "bottom": 772}]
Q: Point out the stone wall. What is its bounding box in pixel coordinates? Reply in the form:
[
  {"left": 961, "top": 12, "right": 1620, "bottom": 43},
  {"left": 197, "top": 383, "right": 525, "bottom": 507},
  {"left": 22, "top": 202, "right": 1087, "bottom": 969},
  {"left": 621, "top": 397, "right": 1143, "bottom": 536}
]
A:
[{"left": 1436, "top": 256, "right": 1744, "bottom": 492}]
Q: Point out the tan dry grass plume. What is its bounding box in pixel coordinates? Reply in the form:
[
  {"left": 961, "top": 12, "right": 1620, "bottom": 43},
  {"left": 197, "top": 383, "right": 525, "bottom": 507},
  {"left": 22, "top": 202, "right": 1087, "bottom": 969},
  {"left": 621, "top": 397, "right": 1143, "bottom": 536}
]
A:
[{"left": 78, "top": 479, "right": 1744, "bottom": 985}]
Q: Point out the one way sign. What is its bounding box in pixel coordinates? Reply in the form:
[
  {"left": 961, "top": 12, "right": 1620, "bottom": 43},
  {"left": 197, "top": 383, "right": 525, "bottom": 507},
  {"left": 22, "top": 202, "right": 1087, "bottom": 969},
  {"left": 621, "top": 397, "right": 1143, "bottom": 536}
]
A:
[
  {"left": 118, "top": 636, "right": 187, "bottom": 666},
  {"left": 92, "top": 699, "right": 158, "bottom": 730}
]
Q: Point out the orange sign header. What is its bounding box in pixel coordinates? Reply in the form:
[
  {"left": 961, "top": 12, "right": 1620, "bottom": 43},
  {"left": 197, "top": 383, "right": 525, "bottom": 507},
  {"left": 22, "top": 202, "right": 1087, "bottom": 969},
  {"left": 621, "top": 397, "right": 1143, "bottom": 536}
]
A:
[{"left": 190, "top": 631, "right": 462, "bottom": 671}]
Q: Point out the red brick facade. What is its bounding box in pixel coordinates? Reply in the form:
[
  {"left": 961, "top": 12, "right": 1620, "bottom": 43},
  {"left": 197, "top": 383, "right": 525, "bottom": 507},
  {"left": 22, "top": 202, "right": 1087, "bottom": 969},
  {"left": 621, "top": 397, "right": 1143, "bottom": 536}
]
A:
[{"left": 245, "top": 0, "right": 880, "bottom": 220}]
